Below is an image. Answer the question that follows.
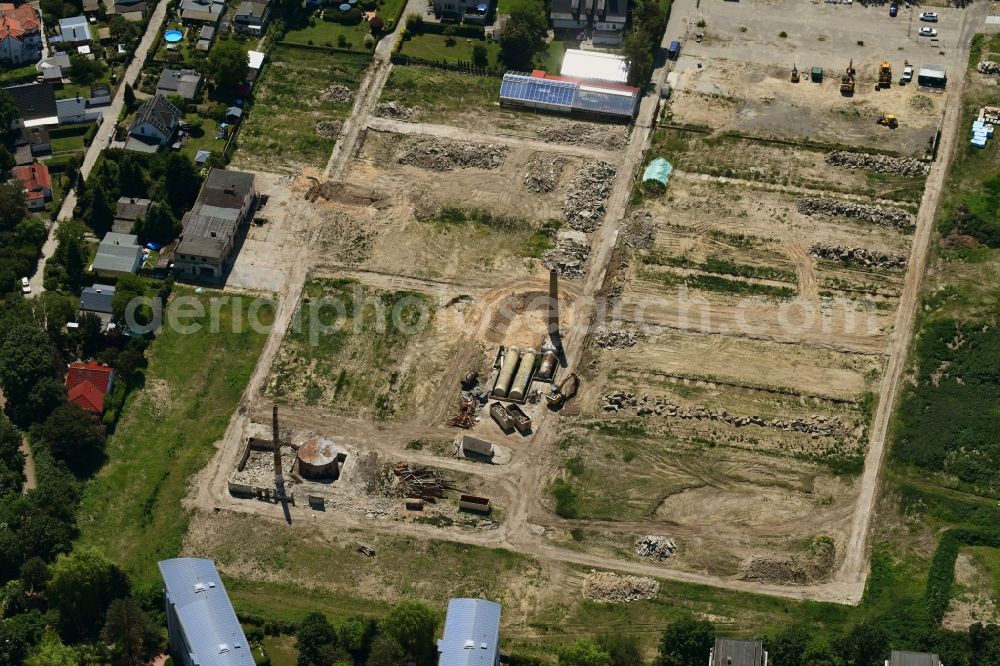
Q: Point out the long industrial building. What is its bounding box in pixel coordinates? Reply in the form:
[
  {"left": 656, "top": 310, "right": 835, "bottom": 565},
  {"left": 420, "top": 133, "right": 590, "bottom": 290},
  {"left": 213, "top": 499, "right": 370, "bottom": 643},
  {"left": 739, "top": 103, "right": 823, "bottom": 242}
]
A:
[
  {"left": 499, "top": 70, "right": 639, "bottom": 121},
  {"left": 437, "top": 598, "right": 502, "bottom": 666}
]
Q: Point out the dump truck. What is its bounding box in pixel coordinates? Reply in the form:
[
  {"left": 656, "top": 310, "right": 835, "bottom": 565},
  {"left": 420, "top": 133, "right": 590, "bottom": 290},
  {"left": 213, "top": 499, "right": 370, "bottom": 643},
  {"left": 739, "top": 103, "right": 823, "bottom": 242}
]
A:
[
  {"left": 877, "top": 61, "right": 892, "bottom": 90},
  {"left": 840, "top": 59, "right": 855, "bottom": 96},
  {"left": 546, "top": 372, "right": 580, "bottom": 409}
]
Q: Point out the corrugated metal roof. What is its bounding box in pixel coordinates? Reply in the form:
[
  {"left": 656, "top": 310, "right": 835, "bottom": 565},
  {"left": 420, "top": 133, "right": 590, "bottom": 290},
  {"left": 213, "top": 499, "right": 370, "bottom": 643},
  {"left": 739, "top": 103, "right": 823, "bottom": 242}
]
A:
[
  {"left": 890, "top": 650, "right": 941, "bottom": 666},
  {"left": 711, "top": 638, "right": 764, "bottom": 666},
  {"left": 437, "top": 598, "right": 501, "bottom": 666},
  {"left": 158, "top": 558, "right": 254, "bottom": 666},
  {"left": 919, "top": 64, "right": 946, "bottom": 77}
]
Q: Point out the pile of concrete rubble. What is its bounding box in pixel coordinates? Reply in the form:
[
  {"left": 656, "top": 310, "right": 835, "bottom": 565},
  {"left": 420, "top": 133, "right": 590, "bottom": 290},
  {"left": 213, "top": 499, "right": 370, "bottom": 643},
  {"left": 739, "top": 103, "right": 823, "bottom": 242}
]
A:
[
  {"left": 314, "top": 120, "right": 342, "bottom": 138},
  {"left": 593, "top": 324, "right": 642, "bottom": 349},
  {"left": 634, "top": 535, "right": 676, "bottom": 561},
  {"left": 583, "top": 571, "right": 660, "bottom": 603},
  {"left": 623, "top": 210, "right": 657, "bottom": 249},
  {"left": 563, "top": 161, "right": 617, "bottom": 232},
  {"left": 542, "top": 231, "right": 591, "bottom": 277},
  {"left": 523, "top": 154, "right": 567, "bottom": 193},
  {"left": 539, "top": 122, "right": 629, "bottom": 151},
  {"left": 826, "top": 150, "right": 929, "bottom": 177},
  {"left": 796, "top": 197, "right": 914, "bottom": 228},
  {"left": 810, "top": 243, "right": 908, "bottom": 269},
  {"left": 978, "top": 61, "right": 1000, "bottom": 75},
  {"left": 373, "top": 101, "right": 416, "bottom": 119},
  {"left": 319, "top": 84, "right": 354, "bottom": 104},
  {"left": 398, "top": 138, "right": 508, "bottom": 172},
  {"left": 602, "top": 392, "right": 852, "bottom": 440}
]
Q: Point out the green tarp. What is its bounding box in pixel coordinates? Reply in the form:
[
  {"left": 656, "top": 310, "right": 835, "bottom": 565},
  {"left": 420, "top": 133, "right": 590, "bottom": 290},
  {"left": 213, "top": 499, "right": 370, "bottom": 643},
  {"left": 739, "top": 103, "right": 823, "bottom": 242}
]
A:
[{"left": 642, "top": 157, "right": 673, "bottom": 185}]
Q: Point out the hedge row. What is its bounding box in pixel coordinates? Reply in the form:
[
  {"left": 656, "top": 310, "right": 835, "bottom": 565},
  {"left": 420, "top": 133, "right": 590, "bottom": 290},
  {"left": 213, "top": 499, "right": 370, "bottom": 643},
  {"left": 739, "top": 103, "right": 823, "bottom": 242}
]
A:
[{"left": 924, "top": 528, "right": 1000, "bottom": 625}]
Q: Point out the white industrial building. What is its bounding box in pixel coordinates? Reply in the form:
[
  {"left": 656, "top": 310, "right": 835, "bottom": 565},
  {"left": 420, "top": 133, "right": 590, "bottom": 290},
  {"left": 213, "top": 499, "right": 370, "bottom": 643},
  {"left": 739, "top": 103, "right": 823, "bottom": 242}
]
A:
[{"left": 560, "top": 48, "right": 629, "bottom": 83}]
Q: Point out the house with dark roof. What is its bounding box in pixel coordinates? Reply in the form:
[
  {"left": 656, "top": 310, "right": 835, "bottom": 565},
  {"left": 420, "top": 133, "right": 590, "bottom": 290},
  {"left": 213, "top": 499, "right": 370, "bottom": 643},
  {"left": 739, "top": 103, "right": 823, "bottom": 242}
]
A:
[
  {"left": 0, "top": 2, "right": 41, "bottom": 65},
  {"left": 196, "top": 25, "right": 215, "bottom": 51},
  {"left": 179, "top": 0, "right": 224, "bottom": 24},
  {"left": 709, "top": 638, "right": 768, "bottom": 666},
  {"left": 156, "top": 68, "right": 203, "bottom": 101},
  {"left": 92, "top": 232, "right": 143, "bottom": 277},
  {"left": 437, "top": 599, "right": 501, "bottom": 666},
  {"left": 65, "top": 361, "right": 115, "bottom": 414},
  {"left": 175, "top": 169, "right": 256, "bottom": 283},
  {"left": 886, "top": 651, "right": 943, "bottom": 666},
  {"left": 550, "top": 0, "right": 627, "bottom": 45},
  {"left": 113, "top": 197, "right": 151, "bottom": 233},
  {"left": 79, "top": 283, "right": 116, "bottom": 324},
  {"left": 126, "top": 94, "right": 181, "bottom": 152},
  {"left": 158, "top": 558, "right": 254, "bottom": 666},
  {"left": 234, "top": 0, "right": 270, "bottom": 35},
  {"left": 17, "top": 125, "right": 51, "bottom": 160},
  {"left": 4, "top": 82, "right": 58, "bottom": 129},
  {"left": 12, "top": 162, "right": 52, "bottom": 210}
]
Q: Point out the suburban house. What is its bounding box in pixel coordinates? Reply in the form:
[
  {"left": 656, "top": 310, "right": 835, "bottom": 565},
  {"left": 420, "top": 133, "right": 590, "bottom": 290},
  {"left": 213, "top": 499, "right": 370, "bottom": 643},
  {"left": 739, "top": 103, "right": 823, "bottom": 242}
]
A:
[
  {"left": 158, "top": 558, "right": 254, "bottom": 666},
  {"left": 107, "top": 0, "right": 147, "bottom": 19},
  {"left": 126, "top": 94, "right": 181, "bottom": 152},
  {"left": 156, "top": 68, "right": 203, "bottom": 101},
  {"left": 179, "top": 0, "right": 225, "bottom": 24},
  {"left": 196, "top": 25, "right": 215, "bottom": 51},
  {"left": 432, "top": 0, "right": 491, "bottom": 23},
  {"left": 886, "top": 651, "right": 943, "bottom": 666},
  {"left": 58, "top": 15, "right": 92, "bottom": 44},
  {"left": 83, "top": 0, "right": 100, "bottom": 13},
  {"left": 233, "top": 0, "right": 270, "bottom": 35},
  {"left": 36, "top": 53, "right": 71, "bottom": 81},
  {"left": 56, "top": 95, "right": 101, "bottom": 124},
  {"left": 0, "top": 3, "right": 41, "bottom": 65},
  {"left": 175, "top": 168, "right": 257, "bottom": 282},
  {"left": 709, "top": 638, "right": 768, "bottom": 666},
  {"left": 5, "top": 82, "right": 58, "bottom": 129},
  {"left": 92, "top": 232, "right": 143, "bottom": 277},
  {"left": 550, "top": 0, "right": 627, "bottom": 45},
  {"left": 65, "top": 361, "right": 115, "bottom": 414},
  {"left": 11, "top": 162, "right": 52, "bottom": 210},
  {"left": 437, "top": 599, "right": 501, "bottom": 666},
  {"left": 113, "top": 196, "right": 151, "bottom": 233},
  {"left": 79, "top": 283, "right": 116, "bottom": 324}
]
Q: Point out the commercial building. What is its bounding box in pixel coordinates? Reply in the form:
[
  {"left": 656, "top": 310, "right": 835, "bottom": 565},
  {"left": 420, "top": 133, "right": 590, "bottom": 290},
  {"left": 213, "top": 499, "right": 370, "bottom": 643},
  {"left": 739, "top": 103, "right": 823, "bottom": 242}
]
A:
[
  {"left": 437, "top": 598, "right": 501, "bottom": 666},
  {"left": 709, "top": 638, "right": 768, "bottom": 666},
  {"left": 175, "top": 169, "right": 257, "bottom": 282},
  {"left": 499, "top": 70, "right": 639, "bottom": 121},
  {"left": 0, "top": 3, "right": 41, "bottom": 65},
  {"left": 158, "top": 558, "right": 254, "bottom": 666},
  {"left": 92, "top": 232, "right": 143, "bottom": 277},
  {"left": 559, "top": 48, "right": 629, "bottom": 83}
]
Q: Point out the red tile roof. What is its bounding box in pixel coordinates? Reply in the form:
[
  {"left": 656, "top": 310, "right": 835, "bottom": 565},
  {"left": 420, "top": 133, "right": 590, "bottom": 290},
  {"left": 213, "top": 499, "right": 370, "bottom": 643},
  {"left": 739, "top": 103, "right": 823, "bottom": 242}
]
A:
[
  {"left": 0, "top": 3, "right": 40, "bottom": 42},
  {"left": 12, "top": 163, "right": 52, "bottom": 193},
  {"left": 66, "top": 362, "right": 115, "bottom": 413}
]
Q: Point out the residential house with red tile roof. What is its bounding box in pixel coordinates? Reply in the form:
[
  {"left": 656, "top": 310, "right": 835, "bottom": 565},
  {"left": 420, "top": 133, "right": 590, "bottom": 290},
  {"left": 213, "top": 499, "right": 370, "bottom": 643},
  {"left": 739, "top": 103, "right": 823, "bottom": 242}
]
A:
[
  {"left": 12, "top": 162, "right": 52, "bottom": 210},
  {"left": 65, "top": 361, "right": 116, "bottom": 414},
  {"left": 0, "top": 3, "right": 41, "bottom": 65}
]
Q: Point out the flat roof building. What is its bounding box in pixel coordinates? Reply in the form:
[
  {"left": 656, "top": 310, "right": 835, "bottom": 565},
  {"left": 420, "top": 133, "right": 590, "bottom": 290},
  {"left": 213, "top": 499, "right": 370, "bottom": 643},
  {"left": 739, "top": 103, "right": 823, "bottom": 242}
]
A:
[
  {"left": 437, "top": 599, "right": 501, "bottom": 666},
  {"left": 709, "top": 638, "right": 768, "bottom": 666},
  {"left": 560, "top": 48, "right": 629, "bottom": 83},
  {"left": 92, "top": 232, "right": 142, "bottom": 276}
]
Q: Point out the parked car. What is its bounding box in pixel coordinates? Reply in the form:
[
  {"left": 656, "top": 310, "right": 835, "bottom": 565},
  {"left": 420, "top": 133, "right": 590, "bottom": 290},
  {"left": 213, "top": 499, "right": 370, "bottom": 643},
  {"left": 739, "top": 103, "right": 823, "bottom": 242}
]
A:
[
  {"left": 919, "top": 27, "right": 938, "bottom": 37},
  {"left": 920, "top": 11, "right": 939, "bottom": 21},
  {"left": 667, "top": 40, "right": 681, "bottom": 60},
  {"left": 901, "top": 65, "right": 914, "bottom": 83},
  {"left": 20, "top": 277, "right": 30, "bottom": 294},
  {"left": 889, "top": 2, "right": 898, "bottom": 17}
]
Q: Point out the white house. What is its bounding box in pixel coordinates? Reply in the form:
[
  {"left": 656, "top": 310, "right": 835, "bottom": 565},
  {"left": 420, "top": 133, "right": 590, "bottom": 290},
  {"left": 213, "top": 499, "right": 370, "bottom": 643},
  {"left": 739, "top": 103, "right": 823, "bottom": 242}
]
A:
[
  {"left": 0, "top": 3, "right": 42, "bottom": 65},
  {"left": 56, "top": 96, "right": 101, "bottom": 124},
  {"left": 126, "top": 94, "right": 181, "bottom": 152},
  {"left": 58, "top": 15, "right": 92, "bottom": 44}
]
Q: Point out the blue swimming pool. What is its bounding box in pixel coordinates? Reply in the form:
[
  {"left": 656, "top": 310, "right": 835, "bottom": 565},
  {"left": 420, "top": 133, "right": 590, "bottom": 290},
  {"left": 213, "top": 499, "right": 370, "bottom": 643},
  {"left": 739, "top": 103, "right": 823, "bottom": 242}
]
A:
[{"left": 164, "top": 29, "right": 183, "bottom": 43}]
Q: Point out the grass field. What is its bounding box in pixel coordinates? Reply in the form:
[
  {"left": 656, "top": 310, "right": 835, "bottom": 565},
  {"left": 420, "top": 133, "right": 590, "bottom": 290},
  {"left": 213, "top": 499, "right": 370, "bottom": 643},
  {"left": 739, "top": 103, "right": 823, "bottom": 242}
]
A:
[
  {"left": 179, "top": 113, "right": 224, "bottom": 163},
  {"left": 398, "top": 33, "right": 501, "bottom": 66},
  {"left": 380, "top": 64, "right": 500, "bottom": 117},
  {"left": 281, "top": 17, "right": 376, "bottom": 51},
  {"left": 75, "top": 289, "right": 273, "bottom": 587},
  {"left": 233, "top": 45, "right": 371, "bottom": 171}
]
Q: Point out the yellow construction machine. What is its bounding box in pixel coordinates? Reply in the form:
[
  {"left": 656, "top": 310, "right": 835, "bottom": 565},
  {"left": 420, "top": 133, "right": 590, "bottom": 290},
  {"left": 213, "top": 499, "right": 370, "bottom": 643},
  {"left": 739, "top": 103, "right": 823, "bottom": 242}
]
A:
[
  {"left": 840, "top": 59, "right": 856, "bottom": 96},
  {"left": 546, "top": 373, "right": 580, "bottom": 409},
  {"left": 877, "top": 61, "right": 892, "bottom": 90},
  {"left": 877, "top": 114, "right": 898, "bottom": 128}
]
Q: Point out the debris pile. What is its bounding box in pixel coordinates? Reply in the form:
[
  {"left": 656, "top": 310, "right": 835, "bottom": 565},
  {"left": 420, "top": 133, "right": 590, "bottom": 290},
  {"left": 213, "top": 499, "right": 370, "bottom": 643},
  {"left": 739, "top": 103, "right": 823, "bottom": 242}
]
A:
[
  {"left": 397, "top": 138, "right": 508, "bottom": 172},
  {"left": 542, "top": 233, "right": 591, "bottom": 277},
  {"left": 622, "top": 210, "right": 657, "bottom": 249},
  {"left": 634, "top": 535, "right": 677, "bottom": 561},
  {"left": 978, "top": 61, "right": 1000, "bottom": 75},
  {"left": 796, "top": 197, "right": 914, "bottom": 228},
  {"left": 593, "top": 324, "right": 642, "bottom": 349},
  {"left": 584, "top": 572, "right": 660, "bottom": 603},
  {"left": 319, "top": 84, "right": 354, "bottom": 104},
  {"left": 825, "top": 150, "right": 929, "bottom": 177},
  {"left": 563, "top": 161, "right": 617, "bottom": 232},
  {"left": 741, "top": 538, "right": 836, "bottom": 585},
  {"left": 602, "top": 392, "right": 853, "bottom": 439},
  {"left": 539, "top": 122, "right": 629, "bottom": 151},
  {"left": 356, "top": 541, "right": 376, "bottom": 557},
  {"left": 447, "top": 398, "right": 478, "bottom": 429},
  {"left": 394, "top": 463, "right": 459, "bottom": 503},
  {"left": 523, "top": 154, "right": 567, "bottom": 193},
  {"left": 358, "top": 452, "right": 397, "bottom": 497},
  {"left": 314, "top": 120, "right": 342, "bottom": 138},
  {"left": 809, "top": 243, "right": 908, "bottom": 269},
  {"left": 373, "top": 101, "right": 416, "bottom": 119}
]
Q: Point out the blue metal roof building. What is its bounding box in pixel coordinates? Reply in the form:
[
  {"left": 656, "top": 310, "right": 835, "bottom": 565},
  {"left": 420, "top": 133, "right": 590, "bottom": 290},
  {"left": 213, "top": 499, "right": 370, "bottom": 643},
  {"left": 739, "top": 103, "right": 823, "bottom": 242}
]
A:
[
  {"left": 500, "top": 72, "right": 639, "bottom": 121},
  {"left": 158, "top": 558, "right": 254, "bottom": 666},
  {"left": 437, "top": 598, "right": 502, "bottom": 666}
]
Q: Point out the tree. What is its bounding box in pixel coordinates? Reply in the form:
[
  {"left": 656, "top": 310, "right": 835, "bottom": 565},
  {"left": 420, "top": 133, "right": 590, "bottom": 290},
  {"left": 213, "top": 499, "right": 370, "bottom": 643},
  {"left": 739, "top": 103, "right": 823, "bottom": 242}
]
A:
[
  {"left": 499, "top": 0, "right": 548, "bottom": 70},
  {"left": 101, "top": 598, "right": 158, "bottom": 666},
  {"left": 0, "top": 182, "right": 27, "bottom": 232},
  {"left": 117, "top": 153, "right": 146, "bottom": 197},
  {"left": 47, "top": 547, "right": 129, "bottom": 642},
  {"left": 365, "top": 635, "right": 403, "bottom": 666},
  {"left": 443, "top": 24, "right": 458, "bottom": 46},
  {"left": 338, "top": 616, "right": 375, "bottom": 663},
  {"left": 769, "top": 624, "right": 812, "bottom": 666},
  {"left": 159, "top": 152, "right": 200, "bottom": 212},
  {"left": 111, "top": 274, "right": 150, "bottom": 326},
  {"left": 19, "top": 557, "right": 50, "bottom": 598},
  {"left": 52, "top": 221, "right": 88, "bottom": 292},
  {"left": 833, "top": 621, "right": 887, "bottom": 666},
  {"left": 379, "top": 601, "right": 437, "bottom": 665},
  {"left": 622, "top": 31, "right": 654, "bottom": 87},
  {"left": 69, "top": 54, "right": 106, "bottom": 85},
  {"left": 296, "top": 612, "right": 339, "bottom": 666},
  {"left": 8, "top": 377, "right": 64, "bottom": 431},
  {"left": 631, "top": 0, "right": 667, "bottom": 44},
  {"left": 122, "top": 82, "right": 136, "bottom": 112},
  {"left": 30, "top": 403, "right": 105, "bottom": 477},
  {"left": 0, "top": 610, "right": 45, "bottom": 666},
  {"left": 0, "top": 414, "right": 25, "bottom": 497},
  {"left": 472, "top": 44, "right": 489, "bottom": 68},
  {"left": 0, "top": 89, "right": 18, "bottom": 133},
  {"left": 656, "top": 617, "right": 715, "bottom": 666},
  {"left": 800, "top": 635, "right": 841, "bottom": 666},
  {"left": 0, "top": 320, "right": 55, "bottom": 407},
  {"left": 557, "top": 639, "right": 613, "bottom": 666},
  {"left": 133, "top": 202, "right": 178, "bottom": 245},
  {"left": 24, "top": 631, "right": 79, "bottom": 666},
  {"left": 0, "top": 145, "right": 14, "bottom": 173},
  {"left": 206, "top": 39, "right": 248, "bottom": 92},
  {"left": 596, "top": 633, "right": 643, "bottom": 666}
]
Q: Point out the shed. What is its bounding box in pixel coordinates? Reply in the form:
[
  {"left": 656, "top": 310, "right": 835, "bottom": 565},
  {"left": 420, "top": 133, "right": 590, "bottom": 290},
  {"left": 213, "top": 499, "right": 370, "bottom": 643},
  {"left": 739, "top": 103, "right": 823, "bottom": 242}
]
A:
[
  {"left": 811, "top": 66, "right": 823, "bottom": 82},
  {"left": 642, "top": 158, "right": 673, "bottom": 185},
  {"left": 225, "top": 106, "right": 243, "bottom": 123},
  {"left": 918, "top": 64, "right": 946, "bottom": 88},
  {"left": 461, "top": 435, "right": 495, "bottom": 458}
]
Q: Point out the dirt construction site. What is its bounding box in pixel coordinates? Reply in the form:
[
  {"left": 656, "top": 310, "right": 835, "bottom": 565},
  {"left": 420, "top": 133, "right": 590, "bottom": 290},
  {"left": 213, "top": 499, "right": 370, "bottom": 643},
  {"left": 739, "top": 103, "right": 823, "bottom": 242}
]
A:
[{"left": 181, "top": 0, "right": 988, "bottom": 616}]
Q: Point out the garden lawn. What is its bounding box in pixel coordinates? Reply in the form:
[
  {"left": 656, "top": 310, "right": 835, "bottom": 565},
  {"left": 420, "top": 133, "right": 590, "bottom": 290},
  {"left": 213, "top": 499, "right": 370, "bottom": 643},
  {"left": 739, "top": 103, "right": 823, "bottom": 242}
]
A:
[
  {"left": 179, "top": 113, "right": 224, "bottom": 162},
  {"left": 399, "top": 32, "right": 500, "bottom": 66},
  {"left": 281, "top": 16, "right": 374, "bottom": 51}
]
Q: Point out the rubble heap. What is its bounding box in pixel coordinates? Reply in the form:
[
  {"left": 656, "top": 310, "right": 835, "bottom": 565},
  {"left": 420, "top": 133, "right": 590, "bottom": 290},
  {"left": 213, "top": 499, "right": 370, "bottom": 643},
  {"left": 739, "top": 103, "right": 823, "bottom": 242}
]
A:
[
  {"left": 542, "top": 234, "right": 591, "bottom": 277},
  {"left": 539, "top": 122, "right": 629, "bottom": 151},
  {"left": 634, "top": 535, "right": 677, "bottom": 561},
  {"left": 523, "top": 154, "right": 567, "bottom": 193},
  {"left": 796, "top": 197, "right": 914, "bottom": 228},
  {"left": 602, "top": 392, "right": 853, "bottom": 440},
  {"left": 373, "top": 101, "right": 416, "bottom": 119},
  {"left": 810, "top": 243, "right": 908, "bottom": 269},
  {"left": 593, "top": 324, "right": 643, "bottom": 349},
  {"left": 583, "top": 572, "right": 660, "bottom": 603},
  {"left": 563, "top": 161, "right": 617, "bottom": 232},
  {"left": 319, "top": 84, "right": 354, "bottom": 104},
  {"left": 825, "top": 150, "right": 929, "bottom": 177},
  {"left": 623, "top": 210, "right": 657, "bottom": 249},
  {"left": 314, "top": 120, "right": 342, "bottom": 138},
  {"left": 398, "top": 138, "right": 508, "bottom": 172},
  {"left": 979, "top": 61, "right": 1000, "bottom": 75},
  {"left": 393, "top": 463, "right": 459, "bottom": 503}
]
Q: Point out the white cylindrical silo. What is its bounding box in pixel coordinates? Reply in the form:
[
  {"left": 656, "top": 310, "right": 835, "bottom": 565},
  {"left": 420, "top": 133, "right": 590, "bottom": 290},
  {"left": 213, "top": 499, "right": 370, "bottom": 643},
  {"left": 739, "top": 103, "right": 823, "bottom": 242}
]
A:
[
  {"left": 492, "top": 346, "right": 521, "bottom": 398},
  {"left": 508, "top": 348, "right": 536, "bottom": 402}
]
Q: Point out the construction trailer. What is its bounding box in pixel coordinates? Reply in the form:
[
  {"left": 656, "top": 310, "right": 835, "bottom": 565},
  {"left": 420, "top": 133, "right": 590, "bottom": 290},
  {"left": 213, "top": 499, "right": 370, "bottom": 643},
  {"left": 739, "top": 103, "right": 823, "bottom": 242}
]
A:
[
  {"left": 461, "top": 434, "right": 496, "bottom": 458},
  {"left": 917, "top": 64, "right": 947, "bottom": 88},
  {"left": 459, "top": 495, "right": 492, "bottom": 514},
  {"left": 811, "top": 66, "right": 823, "bottom": 83}
]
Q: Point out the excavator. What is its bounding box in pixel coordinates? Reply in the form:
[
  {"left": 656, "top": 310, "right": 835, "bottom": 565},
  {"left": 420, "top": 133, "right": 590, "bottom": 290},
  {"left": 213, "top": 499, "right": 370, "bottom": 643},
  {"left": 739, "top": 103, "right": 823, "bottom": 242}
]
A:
[
  {"left": 877, "top": 113, "right": 899, "bottom": 128},
  {"left": 877, "top": 61, "right": 892, "bottom": 90},
  {"left": 840, "top": 59, "right": 856, "bottom": 96},
  {"left": 546, "top": 373, "right": 580, "bottom": 409}
]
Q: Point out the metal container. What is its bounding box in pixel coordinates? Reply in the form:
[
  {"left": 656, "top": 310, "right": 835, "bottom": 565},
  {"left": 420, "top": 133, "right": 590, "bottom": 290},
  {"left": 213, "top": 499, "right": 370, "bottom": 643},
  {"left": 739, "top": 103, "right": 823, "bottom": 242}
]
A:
[
  {"left": 490, "top": 402, "right": 514, "bottom": 432},
  {"left": 536, "top": 350, "right": 558, "bottom": 381},
  {"left": 508, "top": 348, "right": 536, "bottom": 402},
  {"left": 491, "top": 346, "right": 520, "bottom": 398},
  {"left": 297, "top": 436, "right": 339, "bottom": 479},
  {"left": 459, "top": 495, "right": 492, "bottom": 514}
]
